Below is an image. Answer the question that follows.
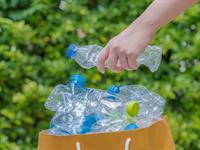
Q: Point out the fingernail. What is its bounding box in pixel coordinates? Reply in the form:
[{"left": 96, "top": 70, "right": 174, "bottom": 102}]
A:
[
  {"left": 126, "top": 68, "right": 131, "bottom": 71},
  {"left": 100, "top": 70, "right": 105, "bottom": 74}
]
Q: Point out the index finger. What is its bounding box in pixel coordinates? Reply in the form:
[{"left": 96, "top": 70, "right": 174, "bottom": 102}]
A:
[{"left": 97, "top": 45, "right": 109, "bottom": 73}]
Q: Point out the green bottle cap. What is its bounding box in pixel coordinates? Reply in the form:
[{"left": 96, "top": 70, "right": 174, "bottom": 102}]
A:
[{"left": 126, "top": 101, "right": 139, "bottom": 117}]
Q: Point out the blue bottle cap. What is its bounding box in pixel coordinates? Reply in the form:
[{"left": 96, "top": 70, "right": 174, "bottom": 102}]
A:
[
  {"left": 78, "top": 113, "right": 105, "bottom": 134},
  {"left": 124, "top": 123, "right": 139, "bottom": 131},
  {"left": 84, "top": 114, "right": 101, "bottom": 126},
  {"left": 107, "top": 85, "right": 120, "bottom": 95},
  {"left": 69, "top": 74, "right": 86, "bottom": 88},
  {"left": 66, "top": 44, "right": 78, "bottom": 59}
]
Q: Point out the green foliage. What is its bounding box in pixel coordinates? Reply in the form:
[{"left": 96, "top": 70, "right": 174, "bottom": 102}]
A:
[{"left": 0, "top": 0, "right": 200, "bottom": 149}]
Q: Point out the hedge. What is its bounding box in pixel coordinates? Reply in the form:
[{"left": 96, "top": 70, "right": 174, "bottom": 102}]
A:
[{"left": 0, "top": 0, "right": 200, "bottom": 149}]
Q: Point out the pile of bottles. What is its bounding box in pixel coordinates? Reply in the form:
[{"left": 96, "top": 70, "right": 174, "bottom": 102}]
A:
[
  {"left": 44, "top": 43, "right": 165, "bottom": 135},
  {"left": 45, "top": 75, "right": 165, "bottom": 135}
]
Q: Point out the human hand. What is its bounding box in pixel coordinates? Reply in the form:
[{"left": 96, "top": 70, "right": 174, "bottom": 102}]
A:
[
  {"left": 97, "top": 0, "right": 197, "bottom": 73},
  {"left": 97, "top": 20, "right": 156, "bottom": 73}
]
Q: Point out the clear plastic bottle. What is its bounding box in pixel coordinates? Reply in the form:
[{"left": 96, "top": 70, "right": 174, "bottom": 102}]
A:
[
  {"left": 91, "top": 100, "right": 140, "bottom": 133},
  {"left": 66, "top": 44, "right": 162, "bottom": 72},
  {"left": 76, "top": 88, "right": 121, "bottom": 134},
  {"left": 44, "top": 74, "right": 86, "bottom": 112},
  {"left": 109, "top": 85, "right": 166, "bottom": 128},
  {"left": 46, "top": 75, "right": 90, "bottom": 135}
]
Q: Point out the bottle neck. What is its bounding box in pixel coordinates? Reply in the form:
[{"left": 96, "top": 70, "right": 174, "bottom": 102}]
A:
[
  {"left": 68, "top": 75, "right": 86, "bottom": 88},
  {"left": 69, "top": 81, "right": 84, "bottom": 88}
]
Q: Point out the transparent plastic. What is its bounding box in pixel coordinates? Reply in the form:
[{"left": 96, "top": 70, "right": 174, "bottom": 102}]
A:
[
  {"left": 45, "top": 77, "right": 165, "bottom": 135},
  {"left": 69, "top": 45, "right": 162, "bottom": 72},
  {"left": 117, "top": 85, "right": 166, "bottom": 128}
]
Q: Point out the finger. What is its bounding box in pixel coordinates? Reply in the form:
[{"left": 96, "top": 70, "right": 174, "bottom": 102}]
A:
[
  {"left": 116, "top": 60, "right": 122, "bottom": 68},
  {"left": 127, "top": 54, "right": 140, "bottom": 70},
  {"left": 118, "top": 53, "right": 129, "bottom": 70},
  {"left": 107, "top": 49, "right": 122, "bottom": 73},
  {"left": 97, "top": 46, "right": 109, "bottom": 73}
]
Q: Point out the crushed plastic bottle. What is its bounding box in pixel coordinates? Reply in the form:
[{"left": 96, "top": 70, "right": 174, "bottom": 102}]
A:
[
  {"left": 91, "top": 100, "right": 140, "bottom": 133},
  {"left": 66, "top": 44, "right": 162, "bottom": 72},
  {"left": 77, "top": 87, "right": 123, "bottom": 134},
  {"left": 45, "top": 75, "right": 93, "bottom": 135},
  {"left": 45, "top": 74, "right": 86, "bottom": 112},
  {"left": 108, "top": 85, "right": 166, "bottom": 128}
]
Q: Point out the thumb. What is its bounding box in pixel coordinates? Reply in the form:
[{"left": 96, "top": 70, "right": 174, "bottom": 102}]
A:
[{"left": 97, "top": 45, "right": 109, "bottom": 73}]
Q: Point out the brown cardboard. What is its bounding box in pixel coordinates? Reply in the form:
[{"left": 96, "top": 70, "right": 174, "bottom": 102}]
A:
[{"left": 38, "top": 116, "right": 175, "bottom": 150}]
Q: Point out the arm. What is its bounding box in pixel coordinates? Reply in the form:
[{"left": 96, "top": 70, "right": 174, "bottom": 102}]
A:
[{"left": 97, "top": 0, "right": 197, "bottom": 73}]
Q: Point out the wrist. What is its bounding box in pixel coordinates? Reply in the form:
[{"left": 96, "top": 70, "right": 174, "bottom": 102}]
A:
[{"left": 129, "top": 16, "right": 160, "bottom": 36}]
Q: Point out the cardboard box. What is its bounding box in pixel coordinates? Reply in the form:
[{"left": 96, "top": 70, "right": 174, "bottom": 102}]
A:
[{"left": 38, "top": 116, "right": 175, "bottom": 150}]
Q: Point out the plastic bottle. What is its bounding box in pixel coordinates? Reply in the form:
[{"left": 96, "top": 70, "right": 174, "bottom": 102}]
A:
[
  {"left": 46, "top": 75, "right": 91, "bottom": 135},
  {"left": 77, "top": 88, "right": 121, "bottom": 134},
  {"left": 66, "top": 44, "right": 162, "bottom": 72},
  {"left": 91, "top": 100, "right": 140, "bottom": 133},
  {"left": 108, "top": 85, "right": 166, "bottom": 128},
  {"left": 44, "top": 74, "right": 86, "bottom": 112}
]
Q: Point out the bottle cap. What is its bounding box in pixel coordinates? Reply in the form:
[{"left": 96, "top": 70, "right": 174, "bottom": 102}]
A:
[
  {"left": 126, "top": 101, "right": 139, "bottom": 117},
  {"left": 107, "top": 85, "right": 120, "bottom": 94},
  {"left": 78, "top": 113, "right": 105, "bottom": 134},
  {"left": 124, "top": 123, "right": 139, "bottom": 130},
  {"left": 66, "top": 44, "right": 78, "bottom": 59},
  {"left": 84, "top": 113, "right": 104, "bottom": 126},
  {"left": 69, "top": 74, "right": 86, "bottom": 87}
]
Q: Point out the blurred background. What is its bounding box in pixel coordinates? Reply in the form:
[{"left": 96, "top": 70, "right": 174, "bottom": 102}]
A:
[{"left": 0, "top": 0, "right": 200, "bottom": 149}]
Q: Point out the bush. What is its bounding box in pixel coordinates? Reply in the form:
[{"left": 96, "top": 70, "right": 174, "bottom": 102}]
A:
[{"left": 0, "top": 0, "right": 200, "bottom": 149}]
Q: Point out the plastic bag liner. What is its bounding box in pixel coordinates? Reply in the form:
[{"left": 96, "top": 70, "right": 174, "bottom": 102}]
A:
[{"left": 38, "top": 116, "right": 175, "bottom": 150}]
